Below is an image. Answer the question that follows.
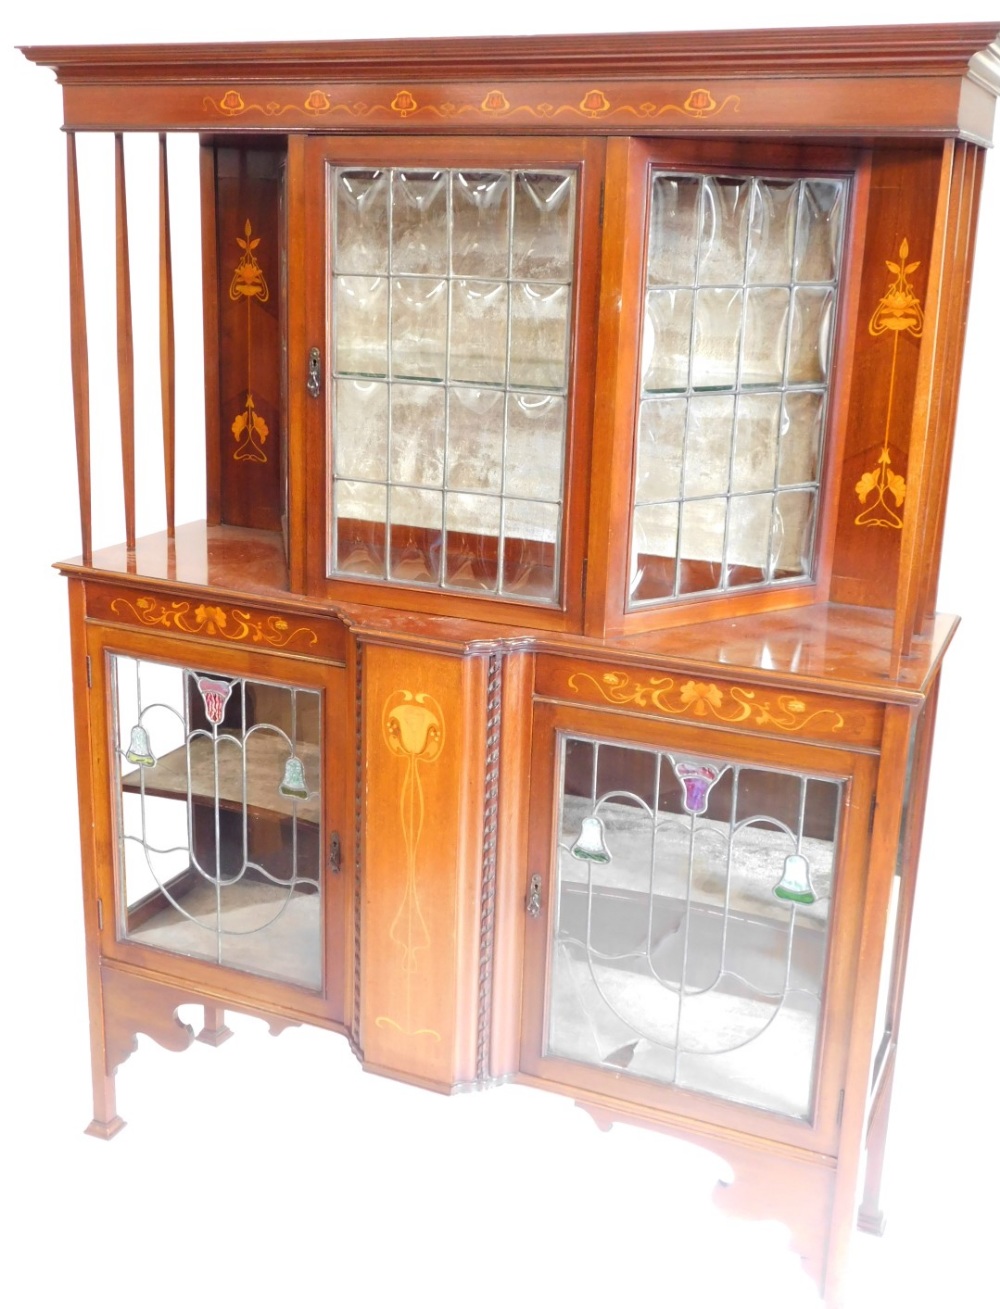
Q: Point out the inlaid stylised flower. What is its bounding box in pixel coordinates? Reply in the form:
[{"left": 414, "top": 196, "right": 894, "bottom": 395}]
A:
[
  {"left": 220, "top": 89, "right": 245, "bottom": 114},
  {"left": 679, "top": 680, "right": 724, "bottom": 716},
  {"left": 684, "top": 88, "right": 715, "bottom": 116},
  {"left": 304, "top": 89, "right": 330, "bottom": 113},
  {"left": 391, "top": 89, "right": 418, "bottom": 116},
  {"left": 482, "top": 89, "right": 510, "bottom": 113},
  {"left": 580, "top": 89, "right": 611, "bottom": 116}
]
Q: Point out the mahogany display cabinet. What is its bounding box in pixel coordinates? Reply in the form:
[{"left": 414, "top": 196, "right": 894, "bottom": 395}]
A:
[{"left": 21, "top": 24, "right": 1000, "bottom": 1305}]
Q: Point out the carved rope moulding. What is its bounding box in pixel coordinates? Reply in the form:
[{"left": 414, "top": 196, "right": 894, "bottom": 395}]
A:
[
  {"left": 568, "top": 671, "right": 846, "bottom": 734},
  {"left": 110, "top": 597, "right": 319, "bottom": 649}
]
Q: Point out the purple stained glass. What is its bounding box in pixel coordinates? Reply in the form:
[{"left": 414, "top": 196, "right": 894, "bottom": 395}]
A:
[{"left": 673, "top": 759, "right": 723, "bottom": 815}]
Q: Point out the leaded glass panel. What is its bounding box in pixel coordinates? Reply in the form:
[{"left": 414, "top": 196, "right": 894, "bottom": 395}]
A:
[
  {"left": 112, "top": 654, "right": 323, "bottom": 990},
  {"left": 330, "top": 165, "right": 577, "bottom": 604},
  {"left": 547, "top": 735, "right": 844, "bottom": 1120},
  {"left": 630, "top": 171, "right": 846, "bottom": 607}
]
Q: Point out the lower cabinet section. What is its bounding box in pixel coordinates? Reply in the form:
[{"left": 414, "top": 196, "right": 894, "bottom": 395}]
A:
[{"left": 73, "top": 588, "right": 921, "bottom": 1305}]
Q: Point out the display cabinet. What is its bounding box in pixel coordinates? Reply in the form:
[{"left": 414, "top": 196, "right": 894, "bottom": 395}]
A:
[{"left": 20, "top": 23, "right": 1000, "bottom": 1305}]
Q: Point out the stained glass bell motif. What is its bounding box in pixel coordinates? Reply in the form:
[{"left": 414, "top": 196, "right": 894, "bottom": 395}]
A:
[
  {"left": 571, "top": 814, "right": 612, "bottom": 863},
  {"left": 279, "top": 755, "right": 309, "bottom": 800},
  {"left": 773, "top": 852, "right": 817, "bottom": 905},
  {"left": 673, "top": 759, "right": 723, "bottom": 815},
  {"left": 125, "top": 724, "right": 156, "bottom": 767}
]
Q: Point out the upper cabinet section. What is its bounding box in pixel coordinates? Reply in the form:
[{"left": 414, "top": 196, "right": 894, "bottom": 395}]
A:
[{"left": 22, "top": 26, "right": 1000, "bottom": 656}]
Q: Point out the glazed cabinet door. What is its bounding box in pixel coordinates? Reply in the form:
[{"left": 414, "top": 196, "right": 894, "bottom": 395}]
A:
[
  {"left": 294, "top": 135, "right": 604, "bottom": 628},
  {"left": 86, "top": 625, "right": 351, "bottom": 1026},
  {"left": 520, "top": 700, "right": 876, "bottom": 1154}
]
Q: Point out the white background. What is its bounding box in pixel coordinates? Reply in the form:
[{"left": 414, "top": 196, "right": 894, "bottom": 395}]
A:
[{"left": 2, "top": 5, "right": 997, "bottom": 1307}]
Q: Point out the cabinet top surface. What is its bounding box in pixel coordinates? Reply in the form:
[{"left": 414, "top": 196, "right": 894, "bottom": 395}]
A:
[{"left": 61, "top": 524, "right": 956, "bottom": 704}]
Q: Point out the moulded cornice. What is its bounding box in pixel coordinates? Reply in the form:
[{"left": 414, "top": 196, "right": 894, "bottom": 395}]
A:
[
  {"left": 969, "top": 38, "right": 1000, "bottom": 95},
  {"left": 20, "top": 23, "right": 1000, "bottom": 87}
]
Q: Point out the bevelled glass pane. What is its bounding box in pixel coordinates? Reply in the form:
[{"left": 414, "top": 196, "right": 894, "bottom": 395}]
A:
[
  {"left": 446, "top": 387, "right": 504, "bottom": 492},
  {"left": 501, "top": 499, "right": 559, "bottom": 600},
  {"left": 779, "top": 391, "right": 825, "bottom": 485},
  {"left": 635, "top": 398, "right": 685, "bottom": 503},
  {"left": 699, "top": 177, "right": 750, "bottom": 285},
  {"left": 449, "top": 280, "right": 508, "bottom": 386},
  {"left": 390, "top": 384, "right": 445, "bottom": 486},
  {"left": 747, "top": 180, "right": 798, "bottom": 284},
  {"left": 794, "top": 180, "right": 846, "bottom": 282},
  {"left": 732, "top": 393, "right": 781, "bottom": 492},
  {"left": 683, "top": 395, "right": 734, "bottom": 497},
  {"left": 678, "top": 498, "right": 726, "bottom": 593},
  {"left": 391, "top": 277, "right": 447, "bottom": 381},
  {"left": 642, "top": 289, "right": 693, "bottom": 393},
  {"left": 691, "top": 289, "right": 742, "bottom": 390},
  {"left": 647, "top": 174, "right": 700, "bottom": 286},
  {"left": 631, "top": 501, "right": 679, "bottom": 603},
  {"left": 335, "top": 276, "right": 388, "bottom": 377},
  {"left": 548, "top": 737, "right": 842, "bottom": 1118},
  {"left": 391, "top": 170, "right": 448, "bottom": 274},
  {"left": 742, "top": 288, "right": 790, "bottom": 385},
  {"left": 509, "top": 283, "right": 569, "bottom": 390},
  {"left": 725, "top": 492, "right": 772, "bottom": 585},
  {"left": 445, "top": 492, "right": 501, "bottom": 592},
  {"left": 788, "top": 287, "right": 834, "bottom": 384},
  {"left": 512, "top": 172, "right": 575, "bottom": 281},
  {"left": 115, "top": 656, "right": 324, "bottom": 990},
  {"left": 505, "top": 393, "right": 565, "bottom": 500},
  {"left": 452, "top": 171, "right": 510, "bottom": 278},
  {"left": 334, "top": 379, "right": 388, "bottom": 480},
  {"left": 334, "top": 169, "right": 389, "bottom": 274},
  {"left": 335, "top": 480, "right": 387, "bottom": 577},
  {"left": 772, "top": 489, "right": 816, "bottom": 577},
  {"left": 389, "top": 486, "right": 442, "bottom": 583}
]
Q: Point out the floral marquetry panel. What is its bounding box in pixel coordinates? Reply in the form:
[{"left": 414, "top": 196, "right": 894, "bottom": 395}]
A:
[
  {"left": 360, "top": 644, "right": 488, "bottom": 1087},
  {"left": 536, "top": 657, "right": 882, "bottom": 749},
  {"left": 87, "top": 585, "right": 348, "bottom": 663}
]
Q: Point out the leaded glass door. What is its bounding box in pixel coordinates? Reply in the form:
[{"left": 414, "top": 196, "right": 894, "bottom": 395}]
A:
[
  {"left": 521, "top": 700, "right": 875, "bottom": 1152},
  {"left": 300, "top": 136, "right": 604, "bottom": 628},
  {"left": 90, "top": 629, "right": 349, "bottom": 1022}
]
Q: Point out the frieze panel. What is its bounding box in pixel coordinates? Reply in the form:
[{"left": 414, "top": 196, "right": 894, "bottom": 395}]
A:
[
  {"left": 539, "top": 661, "right": 881, "bottom": 749},
  {"left": 86, "top": 587, "right": 346, "bottom": 661}
]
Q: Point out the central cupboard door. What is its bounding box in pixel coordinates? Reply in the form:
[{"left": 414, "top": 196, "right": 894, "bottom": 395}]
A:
[
  {"left": 297, "top": 136, "right": 605, "bottom": 628},
  {"left": 89, "top": 626, "right": 352, "bottom": 1027},
  {"left": 520, "top": 700, "right": 876, "bottom": 1154}
]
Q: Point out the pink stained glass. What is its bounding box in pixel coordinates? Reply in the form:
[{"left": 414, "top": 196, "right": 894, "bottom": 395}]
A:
[
  {"left": 673, "top": 759, "right": 723, "bottom": 815},
  {"left": 197, "top": 676, "right": 233, "bottom": 726}
]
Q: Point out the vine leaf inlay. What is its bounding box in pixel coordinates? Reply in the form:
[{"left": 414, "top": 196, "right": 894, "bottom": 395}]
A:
[
  {"left": 110, "top": 597, "right": 318, "bottom": 649},
  {"left": 855, "top": 238, "right": 924, "bottom": 530},
  {"left": 568, "top": 671, "right": 845, "bottom": 734}
]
